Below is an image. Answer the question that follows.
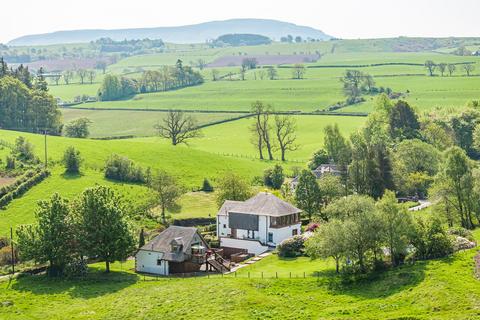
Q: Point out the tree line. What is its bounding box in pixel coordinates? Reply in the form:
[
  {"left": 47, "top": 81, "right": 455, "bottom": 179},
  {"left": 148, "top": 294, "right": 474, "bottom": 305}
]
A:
[
  {"left": 424, "top": 60, "right": 475, "bottom": 77},
  {"left": 0, "top": 59, "right": 61, "bottom": 133},
  {"left": 98, "top": 59, "right": 203, "bottom": 101}
]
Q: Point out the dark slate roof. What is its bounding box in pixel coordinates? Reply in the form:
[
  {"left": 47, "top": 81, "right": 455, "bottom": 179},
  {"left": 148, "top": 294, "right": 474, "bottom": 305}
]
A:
[
  {"left": 217, "top": 200, "right": 243, "bottom": 216},
  {"left": 219, "top": 192, "right": 301, "bottom": 217},
  {"left": 139, "top": 226, "right": 200, "bottom": 262}
]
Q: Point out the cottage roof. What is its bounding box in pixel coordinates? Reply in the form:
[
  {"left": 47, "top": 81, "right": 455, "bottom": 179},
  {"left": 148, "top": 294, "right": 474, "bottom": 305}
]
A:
[
  {"left": 139, "top": 226, "right": 203, "bottom": 262},
  {"left": 218, "top": 192, "right": 301, "bottom": 217}
]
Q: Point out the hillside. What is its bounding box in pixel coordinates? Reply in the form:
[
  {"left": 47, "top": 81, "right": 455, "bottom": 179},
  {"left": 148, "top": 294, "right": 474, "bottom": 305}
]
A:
[{"left": 7, "top": 19, "right": 332, "bottom": 46}]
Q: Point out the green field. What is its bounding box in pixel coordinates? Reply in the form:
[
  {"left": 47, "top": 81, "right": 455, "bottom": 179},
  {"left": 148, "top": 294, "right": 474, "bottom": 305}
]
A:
[
  {"left": 61, "top": 109, "right": 245, "bottom": 138},
  {"left": 0, "top": 230, "right": 478, "bottom": 319},
  {"left": 190, "top": 115, "right": 366, "bottom": 161},
  {"left": 59, "top": 54, "right": 480, "bottom": 113}
]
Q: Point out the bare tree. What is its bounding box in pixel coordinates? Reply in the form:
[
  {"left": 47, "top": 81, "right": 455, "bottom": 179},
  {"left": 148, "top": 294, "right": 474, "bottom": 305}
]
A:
[
  {"left": 77, "top": 69, "right": 88, "bottom": 84},
  {"left": 437, "top": 63, "right": 447, "bottom": 76},
  {"left": 292, "top": 64, "right": 306, "bottom": 79},
  {"left": 51, "top": 74, "right": 62, "bottom": 85},
  {"left": 87, "top": 70, "right": 96, "bottom": 84},
  {"left": 196, "top": 59, "right": 207, "bottom": 70},
  {"left": 63, "top": 70, "right": 74, "bottom": 85},
  {"left": 155, "top": 110, "right": 202, "bottom": 145},
  {"left": 239, "top": 68, "right": 246, "bottom": 80},
  {"left": 463, "top": 63, "right": 475, "bottom": 76},
  {"left": 258, "top": 69, "right": 266, "bottom": 80},
  {"left": 447, "top": 64, "right": 456, "bottom": 76},
  {"left": 274, "top": 114, "right": 298, "bottom": 161},
  {"left": 250, "top": 101, "right": 274, "bottom": 160},
  {"left": 266, "top": 66, "right": 278, "bottom": 80},
  {"left": 424, "top": 60, "right": 436, "bottom": 76},
  {"left": 211, "top": 69, "right": 219, "bottom": 81}
]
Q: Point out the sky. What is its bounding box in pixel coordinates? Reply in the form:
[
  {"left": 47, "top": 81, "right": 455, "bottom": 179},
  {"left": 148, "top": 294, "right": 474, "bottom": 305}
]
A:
[{"left": 1, "top": 0, "right": 479, "bottom": 43}]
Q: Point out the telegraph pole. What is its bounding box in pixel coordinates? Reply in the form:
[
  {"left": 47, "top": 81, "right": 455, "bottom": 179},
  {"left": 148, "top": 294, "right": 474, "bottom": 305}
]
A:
[
  {"left": 10, "top": 227, "right": 15, "bottom": 275},
  {"left": 44, "top": 130, "right": 48, "bottom": 169}
]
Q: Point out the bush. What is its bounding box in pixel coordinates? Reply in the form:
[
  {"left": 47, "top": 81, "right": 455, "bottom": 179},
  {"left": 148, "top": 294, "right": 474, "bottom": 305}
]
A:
[
  {"left": 64, "top": 259, "right": 88, "bottom": 278},
  {"left": 277, "top": 235, "right": 305, "bottom": 257},
  {"left": 0, "top": 246, "right": 17, "bottom": 266},
  {"left": 202, "top": 178, "right": 214, "bottom": 192},
  {"left": 104, "top": 154, "right": 145, "bottom": 183},
  {"left": 448, "top": 227, "right": 474, "bottom": 242},
  {"left": 5, "top": 156, "right": 15, "bottom": 170},
  {"left": 0, "top": 169, "right": 50, "bottom": 208},
  {"left": 306, "top": 223, "right": 320, "bottom": 232},
  {"left": 263, "top": 164, "right": 284, "bottom": 189},
  {"left": 452, "top": 236, "right": 476, "bottom": 251},
  {"left": 63, "top": 146, "right": 82, "bottom": 174},
  {"left": 411, "top": 217, "right": 454, "bottom": 260},
  {"left": 63, "top": 118, "right": 91, "bottom": 138}
]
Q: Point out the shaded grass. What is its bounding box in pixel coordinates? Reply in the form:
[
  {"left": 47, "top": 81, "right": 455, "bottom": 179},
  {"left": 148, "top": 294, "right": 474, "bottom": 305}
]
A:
[{"left": 0, "top": 245, "right": 479, "bottom": 319}]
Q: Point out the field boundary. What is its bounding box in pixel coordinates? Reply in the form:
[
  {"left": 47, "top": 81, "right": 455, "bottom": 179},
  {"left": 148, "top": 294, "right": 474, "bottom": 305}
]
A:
[
  {"left": 60, "top": 106, "right": 368, "bottom": 117},
  {"left": 277, "top": 61, "right": 476, "bottom": 69}
]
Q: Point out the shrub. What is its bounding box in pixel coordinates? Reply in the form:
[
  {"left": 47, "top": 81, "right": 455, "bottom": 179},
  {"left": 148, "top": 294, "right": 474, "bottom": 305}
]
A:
[
  {"left": 263, "top": 164, "right": 284, "bottom": 189},
  {"left": 202, "top": 178, "right": 214, "bottom": 192},
  {"left": 306, "top": 223, "right": 320, "bottom": 232},
  {"left": 63, "top": 118, "right": 92, "bottom": 138},
  {"left": 63, "top": 259, "right": 88, "bottom": 278},
  {"left": 278, "top": 235, "right": 305, "bottom": 257},
  {"left": 63, "top": 146, "right": 82, "bottom": 174},
  {"left": 447, "top": 227, "right": 475, "bottom": 242},
  {"left": 104, "top": 154, "right": 145, "bottom": 183},
  {"left": 411, "top": 217, "right": 454, "bottom": 260},
  {"left": 0, "top": 246, "right": 17, "bottom": 266},
  {"left": 0, "top": 170, "right": 50, "bottom": 208},
  {"left": 5, "top": 156, "right": 15, "bottom": 170},
  {"left": 452, "top": 236, "right": 476, "bottom": 251}
]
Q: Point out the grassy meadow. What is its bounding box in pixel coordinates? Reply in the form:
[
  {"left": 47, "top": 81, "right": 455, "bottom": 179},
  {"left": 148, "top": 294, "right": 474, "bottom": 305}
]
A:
[
  {"left": 61, "top": 109, "right": 245, "bottom": 138},
  {"left": 57, "top": 49, "right": 480, "bottom": 113},
  {"left": 190, "top": 115, "right": 366, "bottom": 161},
  {"left": 0, "top": 230, "right": 478, "bottom": 319}
]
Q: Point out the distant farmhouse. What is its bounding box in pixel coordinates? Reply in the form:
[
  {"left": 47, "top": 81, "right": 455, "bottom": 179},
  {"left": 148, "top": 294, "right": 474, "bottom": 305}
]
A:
[
  {"left": 135, "top": 226, "right": 229, "bottom": 275},
  {"left": 290, "top": 164, "right": 341, "bottom": 190},
  {"left": 217, "top": 192, "right": 302, "bottom": 255}
]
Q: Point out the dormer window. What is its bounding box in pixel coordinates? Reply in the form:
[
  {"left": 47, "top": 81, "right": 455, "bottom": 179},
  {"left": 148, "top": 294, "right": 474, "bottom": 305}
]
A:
[{"left": 171, "top": 237, "right": 183, "bottom": 252}]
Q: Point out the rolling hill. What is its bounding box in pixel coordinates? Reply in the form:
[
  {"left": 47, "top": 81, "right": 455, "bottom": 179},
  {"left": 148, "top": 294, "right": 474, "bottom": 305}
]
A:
[{"left": 7, "top": 19, "right": 332, "bottom": 46}]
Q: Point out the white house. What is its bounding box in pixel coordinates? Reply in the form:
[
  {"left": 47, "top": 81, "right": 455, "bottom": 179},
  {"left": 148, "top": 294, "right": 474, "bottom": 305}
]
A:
[
  {"left": 217, "top": 192, "right": 302, "bottom": 255},
  {"left": 135, "top": 226, "right": 210, "bottom": 275},
  {"left": 290, "top": 163, "right": 341, "bottom": 191}
]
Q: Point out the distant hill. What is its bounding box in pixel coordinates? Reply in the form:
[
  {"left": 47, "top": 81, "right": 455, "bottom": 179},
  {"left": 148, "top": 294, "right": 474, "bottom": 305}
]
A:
[{"left": 8, "top": 19, "right": 332, "bottom": 46}]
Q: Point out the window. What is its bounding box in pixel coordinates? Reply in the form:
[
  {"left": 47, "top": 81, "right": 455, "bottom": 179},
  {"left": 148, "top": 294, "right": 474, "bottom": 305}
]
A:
[
  {"left": 223, "top": 224, "right": 226, "bottom": 228},
  {"left": 157, "top": 259, "right": 162, "bottom": 266},
  {"left": 292, "top": 229, "right": 298, "bottom": 236},
  {"left": 268, "top": 232, "right": 273, "bottom": 242}
]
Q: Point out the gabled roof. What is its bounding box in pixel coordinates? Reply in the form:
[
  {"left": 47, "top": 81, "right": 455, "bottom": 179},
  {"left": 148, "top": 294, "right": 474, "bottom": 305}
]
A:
[
  {"left": 217, "top": 200, "right": 243, "bottom": 216},
  {"left": 139, "top": 226, "right": 204, "bottom": 262},
  {"left": 218, "top": 192, "right": 301, "bottom": 217}
]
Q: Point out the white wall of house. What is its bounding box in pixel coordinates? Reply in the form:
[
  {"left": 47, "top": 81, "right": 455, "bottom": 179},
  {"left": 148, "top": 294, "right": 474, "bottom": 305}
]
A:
[
  {"left": 217, "top": 215, "right": 230, "bottom": 238},
  {"left": 135, "top": 250, "right": 169, "bottom": 275},
  {"left": 220, "top": 237, "right": 269, "bottom": 255},
  {"left": 271, "top": 223, "right": 302, "bottom": 245}
]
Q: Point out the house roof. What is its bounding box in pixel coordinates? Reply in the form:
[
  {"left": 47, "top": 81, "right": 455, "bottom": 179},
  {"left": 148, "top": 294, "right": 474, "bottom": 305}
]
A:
[
  {"left": 217, "top": 200, "right": 244, "bottom": 216},
  {"left": 218, "top": 192, "right": 301, "bottom": 217},
  {"left": 139, "top": 226, "right": 203, "bottom": 262}
]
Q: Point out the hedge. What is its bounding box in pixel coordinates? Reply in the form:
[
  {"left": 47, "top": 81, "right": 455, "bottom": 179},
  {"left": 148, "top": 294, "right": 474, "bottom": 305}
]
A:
[
  {"left": 0, "top": 169, "right": 50, "bottom": 208},
  {"left": 0, "top": 170, "right": 37, "bottom": 198}
]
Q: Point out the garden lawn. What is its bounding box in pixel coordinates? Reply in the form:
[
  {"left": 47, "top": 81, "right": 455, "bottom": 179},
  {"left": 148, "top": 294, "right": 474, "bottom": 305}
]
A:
[{"left": 0, "top": 237, "right": 479, "bottom": 319}]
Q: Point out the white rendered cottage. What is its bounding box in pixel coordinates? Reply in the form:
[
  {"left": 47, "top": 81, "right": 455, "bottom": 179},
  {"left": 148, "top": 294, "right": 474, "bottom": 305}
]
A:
[
  {"left": 217, "top": 192, "right": 302, "bottom": 255},
  {"left": 135, "top": 226, "right": 210, "bottom": 275}
]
